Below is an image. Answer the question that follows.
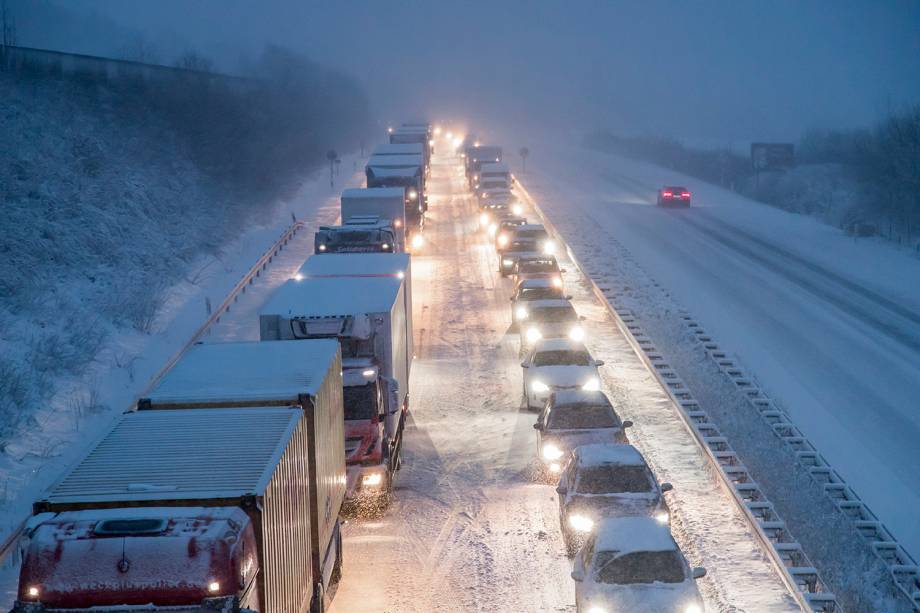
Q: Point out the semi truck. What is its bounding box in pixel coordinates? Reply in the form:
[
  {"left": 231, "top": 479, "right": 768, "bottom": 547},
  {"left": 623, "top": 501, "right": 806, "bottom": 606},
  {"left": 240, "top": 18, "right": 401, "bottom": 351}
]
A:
[
  {"left": 389, "top": 125, "right": 431, "bottom": 169},
  {"left": 340, "top": 187, "right": 408, "bottom": 250},
  {"left": 314, "top": 217, "right": 398, "bottom": 254},
  {"left": 259, "top": 272, "right": 412, "bottom": 507},
  {"left": 14, "top": 372, "right": 344, "bottom": 613},
  {"left": 465, "top": 144, "right": 503, "bottom": 186},
  {"left": 365, "top": 153, "right": 427, "bottom": 219},
  {"left": 372, "top": 142, "right": 427, "bottom": 175}
]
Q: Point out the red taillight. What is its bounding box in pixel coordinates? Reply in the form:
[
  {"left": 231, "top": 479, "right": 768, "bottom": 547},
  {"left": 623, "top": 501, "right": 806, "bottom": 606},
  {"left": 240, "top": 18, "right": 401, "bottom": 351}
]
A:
[
  {"left": 681, "top": 192, "right": 690, "bottom": 199},
  {"left": 662, "top": 191, "right": 673, "bottom": 198}
]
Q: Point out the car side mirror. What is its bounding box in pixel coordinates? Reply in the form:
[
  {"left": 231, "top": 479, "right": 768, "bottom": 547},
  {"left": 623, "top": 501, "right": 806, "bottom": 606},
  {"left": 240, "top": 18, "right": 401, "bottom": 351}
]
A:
[
  {"left": 520, "top": 362, "right": 529, "bottom": 368},
  {"left": 661, "top": 482, "right": 673, "bottom": 492},
  {"left": 692, "top": 567, "right": 707, "bottom": 579},
  {"left": 555, "top": 483, "right": 567, "bottom": 495},
  {"left": 594, "top": 360, "right": 605, "bottom": 367},
  {"left": 533, "top": 422, "right": 542, "bottom": 430},
  {"left": 570, "top": 569, "right": 585, "bottom": 582},
  {"left": 622, "top": 420, "right": 634, "bottom": 429}
]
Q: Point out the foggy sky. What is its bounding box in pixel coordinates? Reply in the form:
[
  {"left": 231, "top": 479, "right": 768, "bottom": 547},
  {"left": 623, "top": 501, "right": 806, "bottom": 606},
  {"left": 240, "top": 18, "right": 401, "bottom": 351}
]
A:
[{"left": 15, "top": 1, "right": 920, "bottom": 144}]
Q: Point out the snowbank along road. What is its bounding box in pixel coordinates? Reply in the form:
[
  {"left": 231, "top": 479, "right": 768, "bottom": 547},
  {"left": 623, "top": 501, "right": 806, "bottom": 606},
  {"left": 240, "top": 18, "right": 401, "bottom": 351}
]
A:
[{"left": 330, "top": 146, "right": 798, "bottom": 611}]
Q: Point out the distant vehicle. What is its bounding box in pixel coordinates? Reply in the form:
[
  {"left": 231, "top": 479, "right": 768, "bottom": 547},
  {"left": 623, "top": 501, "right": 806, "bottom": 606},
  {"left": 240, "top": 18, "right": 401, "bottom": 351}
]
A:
[
  {"left": 478, "top": 161, "right": 514, "bottom": 188},
  {"left": 510, "top": 277, "right": 567, "bottom": 323},
  {"left": 315, "top": 217, "right": 398, "bottom": 254},
  {"left": 520, "top": 337, "right": 598, "bottom": 409},
  {"left": 479, "top": 201, "right": 514, "bottom": 230},
  {"left": 510, "top": 255, "right": 564, "bottom": 288},
  {"left": 572, "top": 516, "right": 706, "bottom": 613},
  {"left": 533, "top": 390, "right": 631, "bottom": 474},
  {"left": 556, "top": 444, "right": 671, "bottom": 556},
  {"left": 365, "top": 154, "right": 426, "bottom": 221},
  {"left": 495, "top": 217, "right": 528, "bottom": 249},
  {"left": 509, "top": 224, "right": 555, "bottom": 255},
  {"left": 657, "top": 186, "right": 691, "bottom": 207},
  {"left": 500, "top": 239, "right": 542, "bottom": 276},
  {"left": 518, "top": 299, "right": 585, "bottom": 351}
]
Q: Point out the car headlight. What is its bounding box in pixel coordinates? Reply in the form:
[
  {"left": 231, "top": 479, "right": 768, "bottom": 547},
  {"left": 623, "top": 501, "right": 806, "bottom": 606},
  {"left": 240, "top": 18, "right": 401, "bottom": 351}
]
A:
[
  {"left": 552, "top": 275, "right": 563, "bottom": 287},
  {"left": 541, "top": 442, "right": 563, "bottom": 460},
  {"left": 480, "top": 212, "right": 490, "bottom": 226},
  {"left": 531, "top": 379, "right": 550, "bottom": 393},
  {"left": 25, "top": 586, "right": 40, "bottom": 599},
  {"left": 581, "top": 377, "right": 600, "bottom": 391},
  {"left": 409, "top": 190, "right": 418, "bottom": 200},
  {"left": 568, "top": 513, "right": 594, "bottom": 533},
  {"left": 525, "top": 327, "right": 542, "bottom": 344},
  {"left": 655, "top": 511, "right": 670, "bottom": 524},
  {"left": 511, "top": 203, "right": 523, "bottom": 215},
  {"left": 497, "top": 234, "right": 509, "bottom": 247},
  {"left": 515, "top": 306, "right": 528, "bottom": 320},
  {"left": 411, "top": 234, "right": 425, "bottom": 249},
  {"left": 381, "top": 243, "right": 389, "bottom": 250},
  {"left": 684, "top": 605, "right": 702, "bottom": 613},
  {"left": 568, "top": 326, "right": 585, "bottom": 341},
  {"left": 488, "top": 223, "right": 498, "bottom": 236},
  {"left": 543, "top": 240, "right": 557, "bottom": 255},
  {"left": 318, "top": 244, "right": 327, "bottom": 251},
  {"left": 502, "top": 258, "right": 514, "bottom": 266}
]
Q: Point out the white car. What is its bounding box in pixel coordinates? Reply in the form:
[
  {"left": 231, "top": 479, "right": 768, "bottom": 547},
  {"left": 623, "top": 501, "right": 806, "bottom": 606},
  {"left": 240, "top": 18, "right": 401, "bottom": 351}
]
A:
[
  {"left": 519, "top": 299, "right": 585, "bottom": 349},
  {"left": 533, "top": 391, "right": 631, "bottom": 475},
  {"left": 556, "top": 444, "right": 671, "bottom": 556},
  {"left": 510, "top": 255, "right": 564, "bottom": 289},
  {"left": 521, "top": 339, "right": 602, "bottom": 409},
  {"left": 572, "top": 516, "right": 706, "bottom": 613},
  {"left": 510, "top": 278, "right": 567, "bottom": 323}
]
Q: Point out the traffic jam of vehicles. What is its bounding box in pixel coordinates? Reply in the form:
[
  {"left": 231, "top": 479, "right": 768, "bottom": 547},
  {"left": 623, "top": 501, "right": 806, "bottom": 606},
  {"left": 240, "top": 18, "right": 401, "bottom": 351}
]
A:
[{"left": 10, "top": 122, "right": 708, "bottom": 613}]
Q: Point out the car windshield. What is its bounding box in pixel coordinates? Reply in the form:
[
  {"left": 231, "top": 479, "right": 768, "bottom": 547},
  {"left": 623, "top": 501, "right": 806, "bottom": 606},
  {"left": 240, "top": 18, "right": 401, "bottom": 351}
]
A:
[
  {"left": 548, "top": 405, "right": 619, "bottom": 429},
  {"left": 520, "top": 287, "right": 561, "bottom": 301},
  {"left": 514, "top": 229, "right": 548, "bottom": 241},
  {"left": 576, "top": 465, "right": 654, "bottom": 494},
  {"left": 519, "top": 260, "right": 558, "bottom": 273},
  {"left": 343, "top": 383, "right": 378, "bottom": 420},
  {"left": 593, "top": 551, "right": 685, "bottom": 585},
  {"left": 531, "top": 306, "right": 576, "bottom": 322},
  {"left": 533, "top": 349, "right": 592, "bottom": 367},
  {"left": 508, "top": 241, "right": 537, "bottom": 252}
]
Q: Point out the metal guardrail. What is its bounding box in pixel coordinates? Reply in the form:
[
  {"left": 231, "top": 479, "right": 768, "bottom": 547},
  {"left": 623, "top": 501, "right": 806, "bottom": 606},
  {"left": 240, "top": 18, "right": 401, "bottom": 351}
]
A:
[
  {"left": 514, "top": 180, "right": 836, "bottom": 612},
  {"left": 676, "top": 311, "right": 920, "bottom": 610},
  {"left": 0, "top": 220, "right": 307, "bottom": 570}
]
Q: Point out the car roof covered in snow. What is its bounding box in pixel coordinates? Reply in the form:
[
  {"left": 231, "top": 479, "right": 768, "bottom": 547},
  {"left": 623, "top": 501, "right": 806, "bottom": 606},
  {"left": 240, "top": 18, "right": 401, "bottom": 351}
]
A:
[
  {"left": 575, "top": 443, "right": 645, "bottom": 467},
  {"left": 372, "top": 143, "right": 424, "bottom": 155},
  {"left": 145, "top": 340, "right": 338, "bottom": 405},
  {"left": 550, "top": 390, "right": 613, "bottom": 408},
  {"left": 512, "top": 224, "right": 546, "bottom": 233},
  {"left": 479, "top": 162, "right": 510, "bottom": 173},
  {"left": 594, "top": 516, "right": 678, "bottom": 554},
  {"left": 299, "top": 253, "right": 409, "bottom": 278},
  {"left": 341, "top": 187, "right": 405, "bottom": 199},
  {"left": 42, "top": 408, "right": 303, "bottom": 504},
  {"left": 261, "top": 276, "right": 401, "bottom": 317},
  {"left": 527, "top": 298, "right": 574, "bottom": 310},
  {"left": 367, "top": 154, "right": 423, "bottom": 168},
  {"left": 532, "top": 338, "right": 589, "bottom": 353}
]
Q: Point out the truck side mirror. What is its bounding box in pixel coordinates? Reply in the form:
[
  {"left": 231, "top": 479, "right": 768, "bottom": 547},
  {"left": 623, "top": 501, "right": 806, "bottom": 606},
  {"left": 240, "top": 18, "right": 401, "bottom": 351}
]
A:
[
  {"left": 622, "top": 420, "right": 634, "bottom": 429},
  {"left": 661, "top": 482, "right": 673, "bottom": 492},
  {"left": 533, "top": 422, "right": 542, "bottom": 430},
  {"left": 692, "top": 567, "right": 707, "bottom": 579}
]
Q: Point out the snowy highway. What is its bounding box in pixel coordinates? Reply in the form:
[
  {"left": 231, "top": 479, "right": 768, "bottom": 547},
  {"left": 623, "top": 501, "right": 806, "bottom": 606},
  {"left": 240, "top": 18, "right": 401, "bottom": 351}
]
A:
[{"left": 329, "top": 147, "right": 797, "bottom": 611}]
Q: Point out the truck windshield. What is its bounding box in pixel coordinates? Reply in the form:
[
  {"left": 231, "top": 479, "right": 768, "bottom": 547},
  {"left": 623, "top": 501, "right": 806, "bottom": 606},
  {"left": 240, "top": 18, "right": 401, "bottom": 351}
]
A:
[
  {"left": 593, "top": 551, "right": 685, "bottom": 585},
  {"left": 343, "top": 383, "right": 378, "bottom": 421}
]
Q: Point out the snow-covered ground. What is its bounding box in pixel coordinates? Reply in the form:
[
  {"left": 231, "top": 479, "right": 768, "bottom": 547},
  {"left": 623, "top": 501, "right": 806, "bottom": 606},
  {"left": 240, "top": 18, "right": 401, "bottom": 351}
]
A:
[
  {"left": 507, "top": 134, "right": 920, "bottom": 607},
  {"left": 329, "top": 148, "right": 796, "bottom": 611},
  {"left": 0, "top": 159, "right": 363, "bottom": 605}
]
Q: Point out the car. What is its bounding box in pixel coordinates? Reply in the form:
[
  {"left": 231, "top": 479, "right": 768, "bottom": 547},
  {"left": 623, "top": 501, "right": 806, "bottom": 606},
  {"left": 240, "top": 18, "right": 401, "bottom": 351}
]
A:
[
  {"left": 533, "top": 390, "right": 632, "bottom": 472},
  {"left": 657, "top": 185, "right": 691, "bottom": 207},
  {"left": 520, "top": 338, "right": 599, "bottom": 409},
  {"left": 478, "top": 187, "right": 514, "bottom": 207},
  {"left": 510, "top": 278, "right": 567, "bottom": 323},
  {"left": 572, "top": 516, "right": 706, "bottom": 613},
  {"left": 500, "top": 239, "right": 541, "bottom": 276},
  {"left": 509, "top": 224, "right": 556, "bottom": 256},
  {"left": 518, "top": 299, "right": 584, "bottom": 350},
  {"left": 479, "top": 201, "right": 512, "bottom": 230},
  {"left": 556, "top": 444, "right": 671, "bottom": 556},
  {"left": 510, "top": 255, "right": 563, "bottom": 289},
  {"left": 495, "top": 217, "right": 529, "bottom": 250}
]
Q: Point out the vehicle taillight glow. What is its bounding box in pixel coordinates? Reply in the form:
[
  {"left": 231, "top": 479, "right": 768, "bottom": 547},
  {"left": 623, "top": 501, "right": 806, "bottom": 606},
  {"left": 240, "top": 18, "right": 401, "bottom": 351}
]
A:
[
  {"left": 681, "top": 192, "right": 691, "bottom": 198},
  {"left": 662, "top": 191, "right": 673, "bottom": 198}
]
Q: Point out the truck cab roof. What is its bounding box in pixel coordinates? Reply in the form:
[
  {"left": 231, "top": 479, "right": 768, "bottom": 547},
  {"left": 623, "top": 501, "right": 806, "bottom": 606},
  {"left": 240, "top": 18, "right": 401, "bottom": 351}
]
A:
[{"left": 341, "top": 186, "right": 406, "bottom": 199}]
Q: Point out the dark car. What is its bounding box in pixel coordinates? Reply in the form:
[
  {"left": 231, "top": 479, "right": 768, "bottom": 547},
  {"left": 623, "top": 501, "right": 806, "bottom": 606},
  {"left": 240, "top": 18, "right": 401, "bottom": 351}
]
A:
[{"left": 657, "top": 186, "right": 691, "bottom": 207}]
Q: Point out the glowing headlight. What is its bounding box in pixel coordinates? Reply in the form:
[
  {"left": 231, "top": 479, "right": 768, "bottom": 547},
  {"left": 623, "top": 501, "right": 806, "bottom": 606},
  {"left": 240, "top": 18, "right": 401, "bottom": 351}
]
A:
[
  {"left": 512, "top": 203, "right": 523, "bottom": 215},
  {"left": 428, "top": 139, "right": 435, "bottom": 146},
  {"left": 488, "top": 223, "right": 498, "bottom": 236},
  {"left": 208, "top": 581, "right": 221, "bottom": 594},
  {"left": 531, "top": 380, "right": 550, "bottom": 393},
  {"left": 655, "top": 511, "right": 670, "bottom": 524},
  {"left": 318, "top": 244, "right": 327, "bottom": 252},
  {"left": 381, "top": 243, "right": 389, "bottom": 250},
  {"left": 394, "top": 219, "right": 402, "bottom": 228},
  {"left": 293, "top": 273, "right": 304, "bottom": 281},
  {"left": 502, "top": 258, "right": 514, "bottom": 266},
  {"left": 412, "top": 234, "right": 425, "bottom": 249},
  {"left": 581, "top": 377, "right": 600, "bottom": 391},
  {"left": 515, "top": 306, "right": 529, "bottom": 320},
  {"left": 684, "top": 605, "right": 702, "bottom": 613},
  {"left": 541, "top": 442, "right": 563, "bottom": 460},
  {"left": 409, "top": 190, "right": 418, "bottom": 200},
  {"left": 362, "top": 472, "right": 383, "bottom": 487},
  {"left": 543, "top": 240, "right": 557, "bottom": 255},
  {"left": 480, "top": 213, "right": 490, "bottom": 226},
  {"left": 552, "top": 276, "right": 563, "bottom": 287},
  {"left": 525, "top": 327, "right": 543, "bottom": 344},
  {"left": 497, "top": 235, "right": 509, "bottom": 247},
  {"left": 568, "top": 326, "right": 585, "bottom": 342},
  {"left": 26, "top": 586, "right": 40, "bottom": 599},
  {"left": 568, "top": 514, "right": 594, "bottom": 533}
]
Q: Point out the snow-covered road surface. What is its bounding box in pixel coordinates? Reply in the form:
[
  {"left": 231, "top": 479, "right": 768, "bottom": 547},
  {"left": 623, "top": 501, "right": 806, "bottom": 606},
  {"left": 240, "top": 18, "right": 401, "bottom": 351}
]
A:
[{"left": 330, "top": 150, "right": 797, "bottom": 612}]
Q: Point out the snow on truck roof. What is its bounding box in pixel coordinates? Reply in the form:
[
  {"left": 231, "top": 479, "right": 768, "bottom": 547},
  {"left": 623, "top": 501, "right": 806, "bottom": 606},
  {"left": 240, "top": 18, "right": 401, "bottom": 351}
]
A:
[
  {"left": 42, "top": 408, "right": 303, "bottom": 504},
  {"left": 145, "top": 339, "right": 338, "bottom": 405},
  {"left": 261, "top": 276, "right": 401, "bottom": 318},
  {"left": 341, "top": 187, "right": 405, "bottom": 199},
  {"left": 367, "top": 154, "right": 423, "bottom": 167},
  {"left": 299, "top": 253, "right": 409, "bottom": 278},
  {"left": 372, "top": 143, "right": 424, "bottom": 155},
  {"left": 479, "top": 162, "right": 510, "bottom": 173},
  {"left": 575, "top": 443, "right": 645, "bottom": 467},
  {"left": 594, "top": 516, "right": 679, "bottom": 555}
]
